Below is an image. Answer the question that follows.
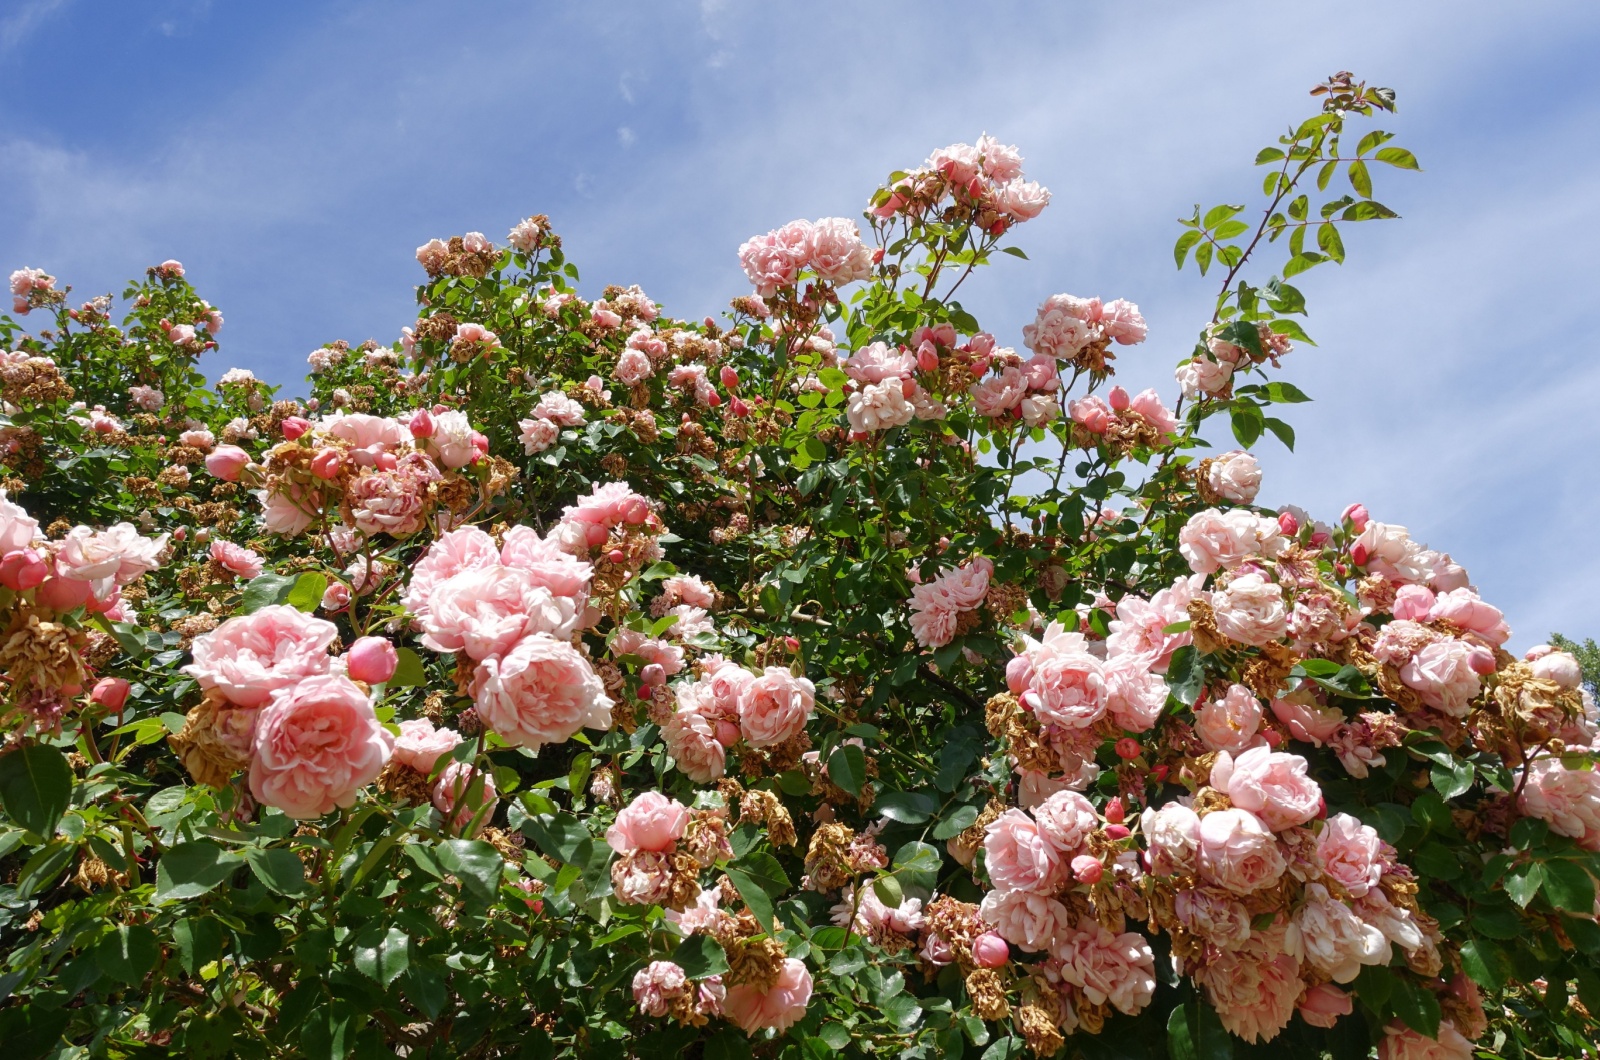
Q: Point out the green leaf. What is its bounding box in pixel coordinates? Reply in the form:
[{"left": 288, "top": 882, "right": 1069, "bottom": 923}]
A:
[
  {"left": 1167, "top": 645, "right": 1204, "bottom": 703},
  {"left": 156, "top": 840, "right": 243, "bottom": 901},
  {"left": 1430, "top": 758, "right": 1475, "bottom": 800},
  {"left": 1348, "top": 159, "right": 1372, "bottom": 198},
  {"left": 1194, "top": 241, "right": 1213, "bottom": 276},
  {"left": 999, "top": 246, "right": 1028, "bottom": 259},
  {"left": 1504, "top": 862, "right": 1546, "bottom": 908},
  {"left": 1390, "top": 977, "right": 1441, "bottom": 1039},
  {"left": 1355, "top": 964, "right": 1396, "bottom": 1012},
  {"left": 1254, "top": 147, "right": 1285, "bottom": 165},
  {"left": 1308, "top": 664, "right": 1372, "bottom": 698},
  {"left": 1262, "top": 417, "right": 1295, "bottom": 451},
  {"left": 245, "top": 846, "right": 310, "bottom": 897},
  {"left": 726, "top": 851, "right": 790, "bottom": 933},
  {"left": 1317, "top": 222, "right": 1346, "bottom": 264},
  {"left": 1174, "top": 230, "right": 1202, "bottom": 269},
  {"left": 440, "top": 838, "right": 506, "bottom": 899},
  {"left": 95, "top": 924, "right": 160, "bottom": 983},
  {"left": 1229, "top": 403, "right": 1264, "bottom": 448},
  {"left": 1542, "top": 859, "right": 1596, "bottom": 912},
  {"left": 828, "top": 743, "right": 867, "bottom": 797},
  {"left": 873, "top": 874, "right": 904, "bottom": 909},
  {"left": 1167, "top": 999, "right": 1233, "bottom": 1060},
  {"left": 934, "top": 725, "right": 982, "bottom": 792},
  {"left": 286, "top": 572, "right": 328, "bottom": 613},
  {"left": 874, "top": 790, "right": 938, "bottom": 825},
  {"left": 0, "top": 743, "right": 73, "bottom": 838},
  {"left": 892, "top": 840, "right": 942, "bottom": 897},
  {"left": 1374, "top": 146, "right": 1421, "bottom": 170},
  {"left": 239, "top": 572, "right": 296, "bottom": 614},
  {"left": 1459, "top": 938, "right": 1508, "bottom": 992},
  {"left": 1202, "top": 204, "right": 1242, "bottom": 229},
  {"left": 933, "top": 803, "right": 981, "bottom": 841},
  {"left": 173, "top": 917, "right": 225, "bottom": 977},
  {"left": 389, "top": 647, "right": 425, "bottom": 687},
  {"left": 518, "top": 812, "right": 592, "bottom": 864},
  {"left": 672, "top": 934, "right": 730, "bottom": 979},
  {"left": 353, "top": 925, "right": 410, "bottom": 986}
]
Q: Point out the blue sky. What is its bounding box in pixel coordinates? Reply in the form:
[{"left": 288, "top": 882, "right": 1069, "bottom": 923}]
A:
[{"left": 2, "top": 0, "right": 1596, "bottom": 646}]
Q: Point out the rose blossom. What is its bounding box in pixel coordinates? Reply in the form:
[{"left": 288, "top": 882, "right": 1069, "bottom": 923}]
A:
[
  {"left": 1051, "top": 921, "right": 1157, "bottom": 1015},
  {"left": 1106, "top": 575, "right": 1198, "bottom": 671},
  {"left": 808, "top": 217, "right": 873, "bottom": 284},
  {"left": 185, "top": 605, "right": 337, "bottom": 708},
  {"left": 1193, "top": 931, "right": 1302, "bottom": 1044},
  {"left": 1033, "top": 790, "right": 1099, "bottom": 857},
  {"left": 0, "top": 491, "right": 40, "bottom": 555},
  {"left": 1023, "top": 294, "right": 1095, "bottom": 360},
  {"left": 518, "top": 416, "right": 559, "bottom": 454},
  {"left": 1285, "top": 882, "right": 1388, "bottom": 982},
  {"left": 419, "top": 566, "right": 580, "bottom": 660},
  {"left": 984, "top": 809, "right": 1069, "bottom": 894},
  {"left": 632, "top": 960, "right": 689, "bottom": 1017},
  {"left": 1103, "top": 651, "right": 1167, "bottom": 732},
  {"left": 1210, "top": 570, "right": 1288, "bottom": 646},
  {"left": 248, "top": 675, "right": 393, "bottom": 819},
  {"left": 722, "top": 957, "right": 812, "bottom": 1034},
  {"left": 531, "top": 390, "right": 587, "bottom": 426},
  {"left": 736, "top": 666, "right": 814, "bottom": 747},
  {"left": 1529, "top": 649, "right": 1583, "bottom": 689},
  {"left": 1353, "top": 522, "right": 1432, "bottom": 584},
  {"left": 606, "top": 791, "right": 690, "bottom": 854},
  {"left": 1174, "top": 886, "right": 1252, "bottom": 948},
  {"left": 471, "top": 633, "right": 614, "bottom": 751},
  {"left": 1270, "top": 691, "right": 1345, "bottom": 746},
  {"left": 1427, "top": 588, "right": 1510, "bottom": 647},
  {"left": 1317, "top": 812, "right": 1383, "bottom": 896},
  {"left": 346, "top": 636, "right": 399, "bottom": 684},
  {"left": 846, "top": 380, "right": 914, "bottom": 433},
  {"left": 1178, "top": 508, "right": 1282, "bottom": 574},
  {"left": 392, "top": 718, "right": 461, "bottom": 773},
  {"left": 209, "top": 540, "right": 263, "bottom": 579},
  {"left": 1197, "top": 807, "right": 1286, "bottom": 894},
  {"left": 1013, "top": 624, "right": 1107, "bottom": 729},
  {"left": 1194, "top": 683, "right": 1264, "bottom": 754},
  {"left": 662, "top": 704, "right": 727, "bottom": 782},
  {"left": 55, "top": 522, "right": 167, "bottom": 598},
  {"left": 1210, "top": 746, "right": 1323, "bottom": 831},
  {"left": 1175, "top": 355, "right": 1234, "bottom": 399},
  {"left": 979, "top": 889, "right": 1073, "bottom": 951},
  {"left": 969, "top": 367, "right": 1027, "bottom": 418},
  {"left": 1517, "top": 757, "right": 1600, "bottom": 850},
  {"left": 1298, "top": 983, "right": 1353, "bottom": 1029},
  {"left": 431, "top": 761, "right": 497, "bottom": 834},
  {"left": 403, "top": 526, "right": 501, "bottom": 620},
  {"left": 1377, "top": 1020, "right": 1474, "bottom": 1060},
  {"left": 1206, "top": 449, "right": 1262, "bottom": 503},
  {"left": 1399, "top": 637, "right": 1491, "bottom": 717},
  {"left": 1141, "top": 802, "right": 1201, "bottom": 876}
]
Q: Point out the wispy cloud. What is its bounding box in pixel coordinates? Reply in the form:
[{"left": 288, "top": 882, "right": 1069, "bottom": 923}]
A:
[{"left": 0, "top": 0, "right": 69, "bottom": 52}]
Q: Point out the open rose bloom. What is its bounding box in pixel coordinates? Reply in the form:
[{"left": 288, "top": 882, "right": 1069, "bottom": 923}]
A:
[{"left": 0, "top": 104, "right": 1590, "bottom": 1058}]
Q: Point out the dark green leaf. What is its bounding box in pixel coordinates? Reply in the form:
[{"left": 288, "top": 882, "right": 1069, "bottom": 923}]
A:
[
  {"left": 933, "top": 803, "right": 981, "bottom": 841},
  {"left": 156, "top": 840, "right": 243, "bottom": 901},
  {"left": 1167, "top": 999, "right": 1233, "bottom": 1060},
  {"left": 874, "top": 791, "right": 938, "bottom": 825},
  {"left": 518, "top": 812, "right": 591, "bottom": 864},
  {"left": 440, "top": 839, "right": 506, "bottom": 899},
  {"left": 389, "top": 647, "right": 425, "bottom": 687},
  {"left": 238, "top": 573, "right": 296, "bottom": 614},
  {"left": 286, "top": 572, "right": 328, "bottom": 613},
  {"left": 1430, "top": 758, "right": 1475, "bottom": 800},
  {"left": 1542, "top": 860, "right": 1596, "bottom": 912},
  {"left": 95, "top": 924, "right": 160, "bottom": 983},
  {"left": 1167, "top": 645, "right": 1204, "bottom": 703},
  {"left": 672, "top": 934, "right": 730, "bottom": 979},
  {"left": 353, "top": 925, "right": 410, "bottom": 986},
  {"left": 246, "top": 846, "right": 311, "bottom": 897},
  {"left": 1505, "top": 862, "right": 1545, "bottom": 908},
  {"left": 0, "top": 743, "right": 72, "bottom": 838},
  {"left": 726, "top": 851, "right": 790, "bottom": 933},
  {"left": 1459, "top": 938, "right": 1508, "bottom": 992},
  {"left": 1390, "top": 977, "right": 1441, "bottom": 1038},
  {"left": 828, "top": 743, "right": 867, "bottom": 797}
]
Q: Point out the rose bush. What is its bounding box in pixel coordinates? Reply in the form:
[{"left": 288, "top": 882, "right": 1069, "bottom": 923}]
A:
[{"left": 0, "top": 73, "right": 1596, "bottom": 1060}]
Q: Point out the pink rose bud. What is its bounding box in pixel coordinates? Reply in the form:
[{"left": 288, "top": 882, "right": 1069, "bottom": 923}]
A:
[
  {"left": 1114, "top": 738, "right": 1141, "bottom": 760},
  {"left": 1277, "top": 512, "right": 1299, "bottom": 536},
  {"left": 1071, "top": 854, "right": 1104, "bottom": 884},
  {"left": 1309, "top": 531, "right": 1330, "bottom": 547},
  {"left": 1103, "top": 797, "right": 1125, "bottom": 824},
  {"left": 1104, "top": 824, "right": 1131, "bottom": 840},
  {"left": 1150, "top": 765, "right": 1170, "bottom": 784},
  {"left": 1467, "top": 645, "right": 1497, "bottom": 676},
  {"left": 1107, "top": 385, "right": 1130, "bottom": 412},
  {"left": 784, "top": 636, "right": 800, "bottom": 652},
  {"left": 90, "top": 677, "right": 131, "bottom": 712},
  {"left": 205, "top": 444, "right": 251, "bottom": 481},
  {"left": 471, "top": 431, "right": 490, "bottom": 458},
  {"left": 900, "top": 377, "right": 918, "bottom": 400},
  {"left": 703, "top": 316, "right": 716, "bottom": 330},
  {"left": 310, "top": 448, "right": 343, "bottom": 480},
  {"left": 584, "top": 523, "right": 610, "bottom": 548},
  {"left": 607, "top": 549, "right": 626, "bottom": 564},
  {"left": 640, "top": 663, "right": 667, "bottom": 687},
  {"left": 916, "top": 343, "right": 939, "bottom": 372},
  {"left": 173, "top": 526, "right": 187, "bottom": 541},
  {"left": 730, "top": 396, "right": 750, "bottom": 418},
  {"left": 409, "top": 409, "right": 436, "bottom": 438},
  {"left": 636, "top": 686, "right": 654, "bottom": 702},
  {"left": 715, "top": 719, "right": 741, "bottom": 746},
  {"left": 281, "top": 416, "right": 311, "bottom": 440},
  {"left": 195, "top": 528, "right": 211, "bottom": 544},
  {"left": 971, "top": 932, "right": 1010, "bottom": 968},
  {"left": 847, "top": 430, "right": 870, "bottom": 443},
  {"left": 1341, "top": 503, "right": 1369, "bottom": 532},
  {"left": 374, "top": 450, "right": 398, "bottom": 472},
  {"left": 1349, "top": 542, "right": 1368, "bottom": 566},
  {"left": 1262, "top": 729, "right": 1283, "bottom": 747},
  {"left": 872, "top": 247, "right": 885, "bottom": 264},
  {"left": 620, "top": 497, "right": 650, "bottom": 526},
  {"left": 720, "top": 366, "right": 740, "bottom": 390},
  {"left": 0, "top": 548, "right": 49, "bottom": 591},
  {"left": 706, "top": 390, "right": 722, "bottom": 408},
  {"left": 346, "top": 636, "right": 399, "bottom": 684}
]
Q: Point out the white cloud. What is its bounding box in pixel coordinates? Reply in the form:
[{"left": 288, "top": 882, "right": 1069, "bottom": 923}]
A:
[{"left": 617, "top": 126, "right": 636, "bottom": 148}]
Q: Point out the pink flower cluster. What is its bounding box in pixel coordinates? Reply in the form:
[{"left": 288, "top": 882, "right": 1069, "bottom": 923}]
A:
[
  {"left": 1175, "top": 323, "right": 1294, "bottom": 400},
  {"left": 873, "top": 135, "right": 1050, "bottom": 234},
  {"left": 1068, "top": 385, "right": 1177, "bottom": 446},
  {"left": 0, "top": 496, "right": 166, "bottom": 623},
  {"left": 738, "top": 217, "right": 873, "bottom": 296},
  {"left": 907, "top": 556, "right": 992, "bottom": 649},
  {"left": 9, "top": 267, "right": 55, "bottom": 314},
  {"left": 1024, "top": 294, "right": 1147, "bottom": 361},
  {"left": 663, "top": 658, "right": 815, "bottom": 781}
]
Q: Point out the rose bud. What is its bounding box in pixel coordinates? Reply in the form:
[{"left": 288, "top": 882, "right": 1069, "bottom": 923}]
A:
[
  {"left": 640, "top": 663, "right": 667, "bottom": 687},
  {"left": 971, "top": 932, "right": 1010, "bottom": 968},
  {"left": 204, "top": 444, "right": 251, "bottom": 481},
  {"left": 1103, "top": 824, "right": 1132, "bottom": 840},
  {"left": 1277, "top": 511, "right": 1299, "bottom": 536},
  {"left": 916, "top": 341, "right": 940, "bottom": 372},
  {"left": 1349, "top": 542, "right": 1368, "bottom": 567},
  {"left": 730, "top": 396, "right": 750, "bottom": 418},
  {"left": 0, "top": 548, "right": 49, "bottom": 591},
  {"left": 280, "top": 416, "right": 311, "bottom": 441},
  {"left": 373, "top": 450, "right": 398, "bottom": 472},
  {"left": 172, "top": 526, "right": 188, "bottom": 542},
  {"left": 37, "top": 573, "right": 92, "bottom": 611},
  {"left": 715, "top": 719, "right": 741, "bottom": 747},
  {"left": 310, "top": 448, "right": 343, "bottom": 480},
  {"left": 346, "top": 637, "right": 399, "bottom": 684},
  {"left": 706, "top": 390, "right": 722, "bottom": 408},
  {"left": 1103, "top": 796, "right": 1126, "bottom": 824},
  {"left": 470, "top": 431, "right": 490, "bottom": 460},
  {"left": 607, "top": 549, "right": 626, "bottom": 565},
  {"left": 784, "top": 636, "right": 800, "bottom": 653},
  {"left": 719, "top": 366, "right": 740, "bottom": 390},
  {"left": 1108, "top": 386, "right": 1130, "bottom": 412},
  {"left": 636, "top": 685, "right": 654, "bottom": 702},
  {"left": 195, "top": 528, "right": 211, "bottom": 544},
  {"left": 1071, "top": 854, "right": 1104, "bottom": 884},
  {"left": 1114, "top": 737, "right": 1141, "bottom": 760},
  {"left": 1150, "top": 765, "right": 1170, "bottom": 784},
  {"left": 90, "top": 677, "right": 132, "bottom": 712},
  {"left": 1341, "top": 502, "right": 1370, "bottom": 532},
  {"left": 408, "top": 409, "right": 436, "bottom": 438}
]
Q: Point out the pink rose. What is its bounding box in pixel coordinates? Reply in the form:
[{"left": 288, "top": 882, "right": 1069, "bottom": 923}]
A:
[
  {"left": 1298, "top": 983, "right": 1353, "bottom": 1029},
  {"left": 846, "top": 380, "right": 915, "bottom": 433},
  {"left": 1050, "top": 921, "right": 1157, "bottom": 1015},
  {"left": 1317, "top": 812, "right": 1383, "bottom": 896},
  {"left": 1211, "top": 746, "right": 1322, "bottom": 831},
  {"left": 248, "top": 675, "right": 393, "bottom": 819},
  {"left": 209, "top": 540, "right": 263, "bottom": 579},
  {"left": 499, "top": 525, "right": 593, "bottom": 602},
  {"left": 518, "top": 416, "right": 559, "bottom": 454},
  {"left": 1530, "top": 650, "right": 1583, "bottom": 690},
  {"left": 808, "top": 217, "right": 873, "bottom": 284},
  {"left": 607, "top": 791, "right": 690, "bottom": 854},
  {"left": 1014, "top": 624, "right": 1107, "bottom": 729},
  {"left": 978, "top": 889, "right": 1073, "bottom": 951},
  {"left": 1100, "top": 298, "right": 1147, "bottom": 345},
  {"left": 320, "top": 412, "right": 407, "bottom": 452},
  {"left": 1353, "top": 522, "right": 1432, "bottom": 584},
  {"left": 402, "top": 526, "right": 501, "bottom": 621},
  {"left": 969, "top": 367, "right": 1027, "bottom": 418},
  {"left": 55, "top": 523, "right": 167, "bottom": 598},
  {"left": 1209, "top": 571, "right": 1288, "bottom": 646},
  {"left": 393, "top": 718, "right": 461, "bottom": 773},
  {"left": 185, "top": 605, "right": 337, "bottom": 708},
  {"left": 1427, "top": 588, "right": 1509, "bottom": 647},
  {"left": 1069, "top": 395, "right": 1114, "bottom": 434},
  {"left": 471, "top": 633, "right": 613, "bottom": 750},
  {"left": 1197, "top": 807, "right": 1286, "bottom": 894},
  {"left": 1377, "top": 1020, "right": 1475, "bottom": 1060},
  {"left": 348, "top": 454, "right": 441, "bottom": 537},
  {"left": 1193, "top": 931, "right": 1302, "bottom": 1044},
  {"left": 0, "top": 491, "right": 39, "bottom": 555},
  {"left": 1518, "top": 757, "right": 1600, "bottom": 850},
  {"left": 1141, "top": 802, "right": 1201, "bottom": 876},
  {"left": 346, "top": 636, "right": 399, "bottom": 684},
  {"left": 723, "top": 957, "right": 811, "bottom": 1035},
  {"left": 1124, "top": 388, "right": 1177, "bottom": 441},
  {"left": 1023, "top": 294, "right": 1095, "bottom": 360},
  {"left": 426, "top": 410, "right": 478, "bottom": 469},
  {"left": 1178, "top": 508, "right": 1282, "bottom": 575},
  {"left": 1103, "top": 651, "right": 1167, "bottom": 732},
  {"left": 984, "top": 809, "right": 1069, "bottom": 893},
  {"left": 431, "top": 760, "right": 497, "bottom": 834},
  {"left": 1175, "top": 355, "right": 1234, "bottom": 399},
  {"left": 91, "top": 676, "right": 132, "bottom": 712},
  {"left": 615, "top": 348, "right": 653, "bottom": 386},
  {"left": 632, "top": 960, "right": 690, "bottom": 1017},
  {"left": 971, "top": 932, "right": 1010, "bottom": 968},
  {"left": 1285, "top": 882, "right": 1388, "bottom": 982},
  {"left": 531, "top": 390, "right": 587, "bottom": 426},
  {"left": 1206, "top": 449, "right": 1261, "bottom": 504},
  {"left": 736, "top": 666, "right": 814, "bottom": 747},
  {"left": 419, "top": 566, "right": 580, "bottom": 661},
  {"left": 1399, "top": 638, "right": 1490, "bottom": 717},
  {"left": 662, "top": 703, "right": 727, "bottom": 782},
  {"left": 1033, "top": 790, "right": 1099, "bottom": 857},
  {"left": 1270, "top": 693, "right": 1345, "bottom": 746},
  {"left": 259, "top": 487, "right": 315, "bottom": 536},
  {"left": 1174, "top": 886, "right": 1251, "bottom": 948},
  {"left": 994, "top": 178, "right": 1051, "bottom": 221},
  {"left": 1390, "top": 584, "right": 1436, "bottom": 621},
  {"left": 1106, "top": 575, "right": 1198, "bottom": 672},
  {"left": 1195, "top": 683, "right": 1264, "bottom": 754}
]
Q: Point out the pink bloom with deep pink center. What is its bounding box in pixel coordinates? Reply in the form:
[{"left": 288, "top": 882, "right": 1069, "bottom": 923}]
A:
[
  {"left": 979, "top": 889, "right": 1073, "bottom": 952},
  {"left": 1399, "top": 637, "right": 1492, "bottom": 717},
  {"left": 470, "top": 633, "right": 614, "bottom": 751},
  {"left": 1518, "top": 757, "right": 1600, "bottom": 850},
  {"left": 1050, "top": 921, "right": 1157, "bottom": 1015},
  {"left": 1195, "top": 683, "right": 1264, "bottom": 755},
  {"left": 1197, "top": 807, "right": 1286, "bottom": 894},
  {"left": 1317, "top": 812, "right": 1384, "bottom": 896},
  {"left": 184, "top": 605, "right": 337, "bottom": 708},
  {"left": 1106, "top": 575, "right": 1198, "bottom": 672},
  {"left": 984, "top": 808, "right": 1069, "bottom": 894},
  {"left": 1427, "top": 588, "right": 1510, "bottom": 647},
  {"left": 632, "top": 961, "right": 690, "bottom": 1017},
  {"left": 1012, "top": 623, "right": 1107, "bottom": 729},
  {"left": 248, "top": 675, "right": 393, "bottom": 819},
  {"left": 737, "top": 666, "right": 814, "bottom": 747},
  {"left": 970, "top": 367, "right": 1027, "bottom": 418}
]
